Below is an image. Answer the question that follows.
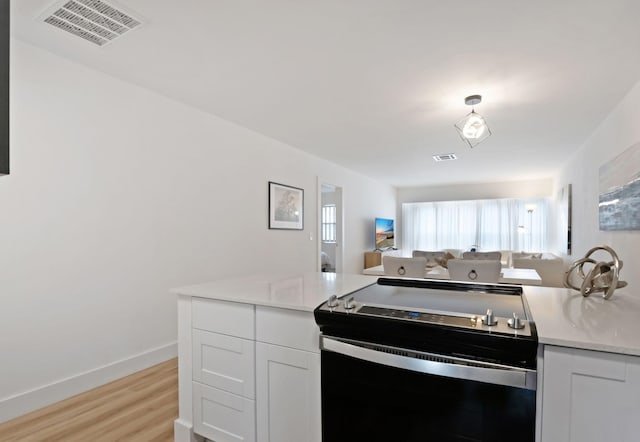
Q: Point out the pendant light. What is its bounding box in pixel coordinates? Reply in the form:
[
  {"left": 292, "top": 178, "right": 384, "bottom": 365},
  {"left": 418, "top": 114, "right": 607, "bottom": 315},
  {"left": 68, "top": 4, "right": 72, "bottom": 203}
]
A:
[{"left": 454, "top": 95, "right": 491, "bottom": 148}]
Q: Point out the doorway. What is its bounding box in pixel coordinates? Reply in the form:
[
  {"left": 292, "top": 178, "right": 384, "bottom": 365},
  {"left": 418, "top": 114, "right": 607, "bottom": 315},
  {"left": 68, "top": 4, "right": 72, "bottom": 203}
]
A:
[{"left": 318, "top": 180, "right": 343, "bottom": 273}]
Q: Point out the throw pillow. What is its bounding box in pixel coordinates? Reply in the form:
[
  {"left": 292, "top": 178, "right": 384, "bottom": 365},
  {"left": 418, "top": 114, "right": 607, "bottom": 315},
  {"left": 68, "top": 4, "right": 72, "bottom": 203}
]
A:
[{"left": 435, "top": 252, "right": 456, "bottom": 268}]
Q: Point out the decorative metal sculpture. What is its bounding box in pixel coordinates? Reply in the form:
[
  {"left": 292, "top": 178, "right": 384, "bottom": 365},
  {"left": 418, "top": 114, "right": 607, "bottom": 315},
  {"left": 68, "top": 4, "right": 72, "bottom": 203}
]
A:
[{"left": 564, "top": 245, "right": 627, "bottom": 299}]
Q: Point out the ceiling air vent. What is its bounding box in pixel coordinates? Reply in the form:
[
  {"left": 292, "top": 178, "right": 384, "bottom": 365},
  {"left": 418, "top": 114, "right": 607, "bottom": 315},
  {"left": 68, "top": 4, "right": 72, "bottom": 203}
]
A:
[
  {"left": 433, "top": 153, "right": 458, "bottom": 162},
  {"left": 43, "top": 0, "right": 142, "bottom": 46}
]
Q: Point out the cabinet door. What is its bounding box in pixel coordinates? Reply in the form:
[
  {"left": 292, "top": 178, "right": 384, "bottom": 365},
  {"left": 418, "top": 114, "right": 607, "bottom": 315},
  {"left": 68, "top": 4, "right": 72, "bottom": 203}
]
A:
[
  {"left": 256, "top": 342, "right": 321, "bottom": 442},
  {"left": 541, "top": 346, "right": 640, "bottom": 442}
]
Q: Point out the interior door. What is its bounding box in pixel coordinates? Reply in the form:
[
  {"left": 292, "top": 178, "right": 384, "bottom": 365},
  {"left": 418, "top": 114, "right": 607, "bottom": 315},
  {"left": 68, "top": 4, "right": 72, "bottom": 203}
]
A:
[{"left": 318, "top": 180, "right": 343, "bottom": 273}]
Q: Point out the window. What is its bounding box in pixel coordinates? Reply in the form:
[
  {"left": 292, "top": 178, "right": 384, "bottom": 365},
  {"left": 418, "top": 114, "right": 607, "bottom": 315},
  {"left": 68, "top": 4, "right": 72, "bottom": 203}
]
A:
[
  {"left": 322, "top": 204, "right": 337, "bottom": 243},
  {"left": 402, "top": 197, "right": 551, "bottom": 253}
]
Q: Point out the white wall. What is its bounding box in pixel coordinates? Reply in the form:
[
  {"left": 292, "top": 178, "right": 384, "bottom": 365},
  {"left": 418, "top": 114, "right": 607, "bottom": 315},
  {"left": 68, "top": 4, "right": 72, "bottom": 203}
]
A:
[
  {"left": 555, "top": 79, "right": 640, "bottom": 291},
  {"left": 0, "top": 41, "right": 395, "bottom": 421},
  {"left": 397, "top": 178, "right": 553, "bottom": 204}
]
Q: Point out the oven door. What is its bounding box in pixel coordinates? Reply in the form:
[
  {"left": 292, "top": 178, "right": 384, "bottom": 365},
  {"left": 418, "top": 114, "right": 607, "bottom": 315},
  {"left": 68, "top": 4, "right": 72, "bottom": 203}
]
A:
[{"left": 320, "top": 336, "right": 536, "bottom": 442}]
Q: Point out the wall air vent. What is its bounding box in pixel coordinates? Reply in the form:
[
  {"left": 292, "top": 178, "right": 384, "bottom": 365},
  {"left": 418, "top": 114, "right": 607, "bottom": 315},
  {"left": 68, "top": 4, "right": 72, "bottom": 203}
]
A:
[
  {"left": 43, "top": 0, "right": 142, "bottom": 46},
  {"left": 433, "top": 153, "right": 458, "bottom": 162}
]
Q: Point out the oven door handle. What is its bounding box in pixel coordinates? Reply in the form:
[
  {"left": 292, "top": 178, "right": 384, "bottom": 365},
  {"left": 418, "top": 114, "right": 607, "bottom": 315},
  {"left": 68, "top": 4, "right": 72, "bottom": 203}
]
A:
[{"left": 320, "top": 336, "right": 537, "bottom": 390}]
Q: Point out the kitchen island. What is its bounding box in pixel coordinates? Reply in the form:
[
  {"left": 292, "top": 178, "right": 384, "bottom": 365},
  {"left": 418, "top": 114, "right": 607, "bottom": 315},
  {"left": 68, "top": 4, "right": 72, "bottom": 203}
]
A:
[
  {"left": 523, "top": 285, "right": 640, "bottom": 442},
  {"left": 172, "top": 272, "right": 377, "bottom": 442},
  {"left": 173, "top": 272, "right": 640, "bottom": 442}
]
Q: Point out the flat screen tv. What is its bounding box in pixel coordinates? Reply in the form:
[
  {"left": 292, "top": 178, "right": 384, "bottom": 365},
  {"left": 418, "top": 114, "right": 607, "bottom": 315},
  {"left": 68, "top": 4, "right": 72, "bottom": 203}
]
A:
[{"left": 375, "top": 217, "right": 395, "bottom": 250}]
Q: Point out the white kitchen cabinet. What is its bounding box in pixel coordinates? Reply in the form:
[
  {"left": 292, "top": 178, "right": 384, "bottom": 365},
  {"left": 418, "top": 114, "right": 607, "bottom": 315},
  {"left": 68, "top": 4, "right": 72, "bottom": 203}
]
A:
[
  {"left": 174, "top": 274, "right": 379, "bottom": 441},
  {"left": 255, "top": 305, "right": 321, "bottom": 442},
  {"left": 190, "top": 298, "right": 256, "bottom": 442},
  {"left": 540, "top": 345, "right": 640, "bottom": 442},
  {"left": 185, "top": 298, "right": 322, "bottom": 442},
  {"left": 256, "top": 342, "right": 321, "bottom": 442}
]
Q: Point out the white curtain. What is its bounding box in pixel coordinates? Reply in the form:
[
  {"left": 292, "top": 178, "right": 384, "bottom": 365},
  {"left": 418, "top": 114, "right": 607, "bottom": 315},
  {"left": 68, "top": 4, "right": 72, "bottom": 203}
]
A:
[{"left": 402, "top": 197, "right": 551, "bottom": 253}]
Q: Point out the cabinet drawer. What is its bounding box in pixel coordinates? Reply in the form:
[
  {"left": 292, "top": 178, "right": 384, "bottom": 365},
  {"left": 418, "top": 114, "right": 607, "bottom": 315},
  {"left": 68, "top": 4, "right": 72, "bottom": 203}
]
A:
[
  {"left": 256, "top": 306, "right": 319, "bottom": 353},
  {"left": 193, "top": 382, "right": 255, "bottom": 442},
  {"left": 192, "top": 297, "right": 255, "bottom": 339},
  {"left": 193, "top": 329, "right": 255, "bottom": 399}
]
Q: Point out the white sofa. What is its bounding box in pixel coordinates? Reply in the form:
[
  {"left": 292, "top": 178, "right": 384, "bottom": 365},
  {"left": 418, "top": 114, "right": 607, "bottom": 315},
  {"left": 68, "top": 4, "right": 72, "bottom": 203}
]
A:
[
  {"left": 512, "top": 252, "right": 566, "bottom": 287},
  {"left": 441, "top": 249, "right": 465, "bottom": 258}
]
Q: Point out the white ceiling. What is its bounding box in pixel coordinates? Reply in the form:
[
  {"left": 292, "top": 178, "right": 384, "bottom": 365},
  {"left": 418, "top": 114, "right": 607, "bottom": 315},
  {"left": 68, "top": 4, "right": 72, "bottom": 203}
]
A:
[{"left": 13, "top": 0, "right": 640, "bottom": 187}]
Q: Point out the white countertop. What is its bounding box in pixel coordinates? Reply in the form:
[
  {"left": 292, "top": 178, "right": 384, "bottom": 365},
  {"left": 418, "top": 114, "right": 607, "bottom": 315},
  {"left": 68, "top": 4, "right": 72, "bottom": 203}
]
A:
[
  {"left": 524, "top": 285, "right": 640, "bottom": 356},
  {"left": 172, "top": 272, "right": 640, "bottom": 356},
  {"left": 171, "top": 272, "right": 377, "bottom": 312}
]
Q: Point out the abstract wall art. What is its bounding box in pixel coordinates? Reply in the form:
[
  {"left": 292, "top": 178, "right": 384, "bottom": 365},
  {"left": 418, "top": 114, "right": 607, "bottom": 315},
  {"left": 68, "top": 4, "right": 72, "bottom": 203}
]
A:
[{"left": 599, "top": 141, "right": 640, "bottom": 231}]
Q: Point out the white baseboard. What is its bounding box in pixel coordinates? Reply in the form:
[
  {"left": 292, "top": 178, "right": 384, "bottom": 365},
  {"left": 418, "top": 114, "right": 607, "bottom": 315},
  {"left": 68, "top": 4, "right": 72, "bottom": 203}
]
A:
[
  {"left": 174, "top": 418, "right": 205, "bottom": 442},
  {"left": 0, "top": 341, "right": 177, "bottom": 424}
]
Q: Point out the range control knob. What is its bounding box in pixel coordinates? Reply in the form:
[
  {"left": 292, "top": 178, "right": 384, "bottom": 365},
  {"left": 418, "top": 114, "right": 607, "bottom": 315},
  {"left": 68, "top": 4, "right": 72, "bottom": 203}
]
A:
[
  {"left": 507, "top": 313, "right": 525, "bottom": 330},
  {"left": 482, "top": 309, "right": 498, "bottom": 326},
  {"left": 344, "top": 296, "right": 356, "bottom": 311},
  {"left": 327, "top": 295, "right": 339, "bottom": 308}
]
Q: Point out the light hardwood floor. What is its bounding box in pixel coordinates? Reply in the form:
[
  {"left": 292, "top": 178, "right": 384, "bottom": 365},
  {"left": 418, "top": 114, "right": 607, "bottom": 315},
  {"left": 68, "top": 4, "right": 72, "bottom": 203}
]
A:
[{"left": 0, "top": 358, "right": 178, "bottom": 442}]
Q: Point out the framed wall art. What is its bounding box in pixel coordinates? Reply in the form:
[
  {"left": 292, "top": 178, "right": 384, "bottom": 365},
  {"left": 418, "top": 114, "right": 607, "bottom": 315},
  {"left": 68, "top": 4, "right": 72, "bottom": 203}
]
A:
[
  {"left": 599, "top": 141, "right": 640, "bottom": 231},
  {"left": 268, "top": 181, "right": 304, "bottom": 230}
]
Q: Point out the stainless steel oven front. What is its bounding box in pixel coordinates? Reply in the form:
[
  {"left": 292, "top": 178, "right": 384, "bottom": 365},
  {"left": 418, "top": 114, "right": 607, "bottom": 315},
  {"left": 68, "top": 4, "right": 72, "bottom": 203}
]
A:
[{"left": 314, "top": 278, "right": 538, "bottom": 442}]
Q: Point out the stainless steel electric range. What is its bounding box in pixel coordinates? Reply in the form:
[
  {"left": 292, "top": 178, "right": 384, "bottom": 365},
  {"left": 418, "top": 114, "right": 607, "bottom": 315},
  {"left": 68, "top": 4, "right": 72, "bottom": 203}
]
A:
[{"left": 314, "top": 277, "right": 538, "bottom": 442}]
